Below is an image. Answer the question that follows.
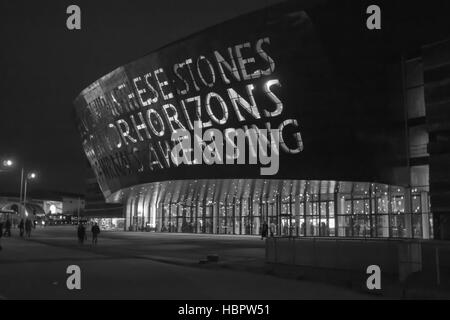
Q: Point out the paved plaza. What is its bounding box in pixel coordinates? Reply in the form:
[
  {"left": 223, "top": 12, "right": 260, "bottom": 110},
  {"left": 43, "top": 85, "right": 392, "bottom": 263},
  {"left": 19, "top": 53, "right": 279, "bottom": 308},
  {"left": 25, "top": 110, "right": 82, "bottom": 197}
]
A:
[{"left": 0, "top": 226, "right": 373, "bottom": 299}]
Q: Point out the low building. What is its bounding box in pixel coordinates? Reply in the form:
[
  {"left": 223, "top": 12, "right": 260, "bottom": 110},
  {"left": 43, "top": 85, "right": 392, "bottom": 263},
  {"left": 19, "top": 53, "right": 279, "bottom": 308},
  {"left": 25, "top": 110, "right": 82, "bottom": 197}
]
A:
[{"left": 0, "top": 191, "right": 85, "bottom": 225}]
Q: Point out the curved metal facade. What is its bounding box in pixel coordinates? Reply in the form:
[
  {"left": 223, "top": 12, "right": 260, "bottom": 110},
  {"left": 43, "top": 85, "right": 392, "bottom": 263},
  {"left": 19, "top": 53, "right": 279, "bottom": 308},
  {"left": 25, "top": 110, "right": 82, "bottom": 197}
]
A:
[
  {"left": 74, "top": 2, "right": 431, "bottom": 238},
  {"left": 74, "top": 3, "right": 406, "bottom": 200}
]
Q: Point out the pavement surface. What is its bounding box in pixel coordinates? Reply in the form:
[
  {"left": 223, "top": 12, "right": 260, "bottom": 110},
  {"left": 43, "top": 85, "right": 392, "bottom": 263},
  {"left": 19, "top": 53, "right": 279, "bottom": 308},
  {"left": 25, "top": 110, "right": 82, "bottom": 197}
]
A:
[{"left": 0, "top": 226, "right": 375, "bottom": 300}]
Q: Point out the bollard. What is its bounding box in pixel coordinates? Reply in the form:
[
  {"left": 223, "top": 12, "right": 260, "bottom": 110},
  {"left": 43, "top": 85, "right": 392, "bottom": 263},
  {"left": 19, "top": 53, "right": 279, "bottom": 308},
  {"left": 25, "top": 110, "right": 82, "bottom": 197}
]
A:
[{"left": 435, "top": 247, "right": 440, "bottom": 286}]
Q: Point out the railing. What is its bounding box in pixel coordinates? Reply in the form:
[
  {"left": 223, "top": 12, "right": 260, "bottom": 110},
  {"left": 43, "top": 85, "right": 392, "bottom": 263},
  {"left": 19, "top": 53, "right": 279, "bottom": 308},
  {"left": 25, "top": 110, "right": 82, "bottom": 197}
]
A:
[
  {"left": 266, "top": 237, "right": 450, "bottom": 286},
  {"left": 265, "top": 236, "right": 423, "bottom": 281}
]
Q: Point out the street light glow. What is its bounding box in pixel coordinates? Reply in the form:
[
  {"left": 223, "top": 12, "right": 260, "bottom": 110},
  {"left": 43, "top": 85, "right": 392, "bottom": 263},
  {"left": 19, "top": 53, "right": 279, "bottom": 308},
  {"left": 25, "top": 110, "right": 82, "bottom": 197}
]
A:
[
  {"left": 29, "top": 172, "right": 37, "bottom": 179},
  {"left": 2, "top": 159, "right": 14, "bottom": 167}
]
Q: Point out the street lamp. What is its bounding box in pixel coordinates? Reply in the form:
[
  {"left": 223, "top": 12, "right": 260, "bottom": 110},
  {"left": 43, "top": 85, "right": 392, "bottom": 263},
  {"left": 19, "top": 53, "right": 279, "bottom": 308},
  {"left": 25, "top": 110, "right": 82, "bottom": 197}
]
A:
[
  {"left": 23, "top": 171, "right": 37, "bottom": 217},
  {"left": 1, "top": 158, "right": 16, "bottom": 219},
  {"left": 1, "top": 159, "right": 15, "bottom": 172},
  {"left": 1, "top": 158, "right": 38, "bottom": 217},
  {"left": 2, "top": 159, "right": 14, "bottom": 168}
]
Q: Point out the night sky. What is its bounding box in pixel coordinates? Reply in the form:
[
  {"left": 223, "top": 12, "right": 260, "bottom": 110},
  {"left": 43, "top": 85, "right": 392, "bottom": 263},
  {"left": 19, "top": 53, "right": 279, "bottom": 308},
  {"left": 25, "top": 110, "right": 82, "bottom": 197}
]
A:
[
  {"left": 1, "top": 0, "right": 449, "bottom": 197},
  {"left": 0, "top": 0, "right": 281, "bottom": 195}
]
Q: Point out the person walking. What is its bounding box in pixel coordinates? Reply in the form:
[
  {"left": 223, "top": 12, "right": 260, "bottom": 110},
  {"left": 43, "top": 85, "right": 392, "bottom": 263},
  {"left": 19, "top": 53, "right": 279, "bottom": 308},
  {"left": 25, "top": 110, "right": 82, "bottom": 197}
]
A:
[
  {"left": 18, "top": 219, "right": 25, "bottom": 237},
  {"left": 25, "top": 219, "right": 32, "bottom": 238},
  {"left": 0, "top": 219, "right": 4, "bottom": 251},
  {"left": 261, "top": 221, "right": 268, "bottom": 240},
  {"left": 91, "top": 222, "right": 100, "bottom": 245},
  {"left": 4, "top": 218, "right": 12, "bottom": 237},
  {"left": 77, "top": 223, "right": 86, "bottom": 244}
]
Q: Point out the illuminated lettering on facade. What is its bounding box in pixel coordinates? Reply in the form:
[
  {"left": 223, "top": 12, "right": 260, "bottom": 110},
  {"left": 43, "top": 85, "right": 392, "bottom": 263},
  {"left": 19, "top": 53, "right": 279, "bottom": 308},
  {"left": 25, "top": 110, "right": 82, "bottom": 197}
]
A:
[{"left": 76, "top": 36, "right": 304, "bottom": 189}]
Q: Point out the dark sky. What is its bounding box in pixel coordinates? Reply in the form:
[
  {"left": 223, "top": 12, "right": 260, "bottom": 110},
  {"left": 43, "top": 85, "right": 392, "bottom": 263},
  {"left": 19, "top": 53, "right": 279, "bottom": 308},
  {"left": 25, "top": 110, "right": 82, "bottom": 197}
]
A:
[{"left": 0, "top": 0, "right": 281, "bottom": 195}]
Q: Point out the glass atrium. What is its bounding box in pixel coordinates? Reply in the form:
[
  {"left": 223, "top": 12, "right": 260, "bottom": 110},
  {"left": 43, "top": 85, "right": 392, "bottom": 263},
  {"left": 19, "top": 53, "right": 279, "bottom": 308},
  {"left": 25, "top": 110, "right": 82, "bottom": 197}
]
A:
[{"left": 122, "top": 179, "right": 432, "bottom": 239}]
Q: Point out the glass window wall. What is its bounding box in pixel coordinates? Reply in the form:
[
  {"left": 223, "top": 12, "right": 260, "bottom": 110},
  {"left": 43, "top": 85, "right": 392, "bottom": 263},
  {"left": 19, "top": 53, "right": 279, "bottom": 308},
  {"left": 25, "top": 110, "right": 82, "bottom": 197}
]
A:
[{"left": 124, "top": 179, "right": 432, "bottom": 239}]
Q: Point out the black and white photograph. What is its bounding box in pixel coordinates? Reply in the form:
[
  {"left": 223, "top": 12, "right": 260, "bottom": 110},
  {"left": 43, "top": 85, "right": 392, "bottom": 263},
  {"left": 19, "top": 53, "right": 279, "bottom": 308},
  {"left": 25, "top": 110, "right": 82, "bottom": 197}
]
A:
[{"left": 0, "top": 0, "right": 450, "bottom": 305}]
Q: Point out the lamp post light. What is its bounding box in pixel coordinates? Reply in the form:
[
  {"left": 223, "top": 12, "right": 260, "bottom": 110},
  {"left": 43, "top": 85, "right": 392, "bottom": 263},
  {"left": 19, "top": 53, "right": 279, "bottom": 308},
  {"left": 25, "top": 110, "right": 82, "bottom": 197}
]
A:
[
  {"left": 19, "top": 168, "right": 38, "bottom": 217},
  {"left": 19, "top": 168, "right": 24, "bottom": 214},
  {"left": 1, "top": 158, "right": 39, "bottom": 218},
  {"left": 23, "top": 171, "right": 37, "bottom": 217},
  {"left": 1, "top": 158, "right": 15, "bottom": 219},
  {"left": 1, "top": 159, "right": 15, "bottom": 173},
  {"left": 2, "top": 159, "right": 14, "bottom": 168}
]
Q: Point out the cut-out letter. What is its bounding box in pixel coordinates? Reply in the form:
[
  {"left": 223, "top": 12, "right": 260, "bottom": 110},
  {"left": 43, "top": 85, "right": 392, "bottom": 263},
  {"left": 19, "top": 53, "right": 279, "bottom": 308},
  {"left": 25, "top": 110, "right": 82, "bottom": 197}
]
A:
[
  {"left": 366, "top": 5, "right": 381, "bottom": 30},
  {"left": 66, "top": 5, "right": 81, "bottom": 30}
]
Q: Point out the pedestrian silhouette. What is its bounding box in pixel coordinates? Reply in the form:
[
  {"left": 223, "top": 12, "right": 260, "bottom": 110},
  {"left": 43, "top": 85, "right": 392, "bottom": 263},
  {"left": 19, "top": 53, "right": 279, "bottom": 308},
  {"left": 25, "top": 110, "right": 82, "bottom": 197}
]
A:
[
  {"left": 0, "top": 220, "right": 3, "bottom": 251},
  {"left": 25, "top": 219, "right": 32, "bottom": 238},
  {"left": 91, "top": 223, "right": 100, "bottom": 245},
  {"left": 261, "top": 222, "right": 268, "bottom": 240},
  {"left": 19, "top": 219, "right": 25, "bottom": 237},
  {"left": 77, "top": 223, "right": 86, "bottom": 244},
  {"left": 4, "top": 218, "right": 12, "bottom": 237}
]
